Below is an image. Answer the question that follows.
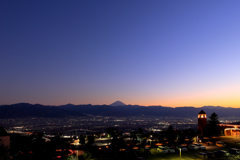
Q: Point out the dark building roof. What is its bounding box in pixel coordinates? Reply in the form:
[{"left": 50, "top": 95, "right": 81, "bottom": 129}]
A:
[
  {"left": 198, "top": 110, "right": 206, "bottom": 114},
  {"left": 0, "top": 126, "right": 9, "bottom": 136}
]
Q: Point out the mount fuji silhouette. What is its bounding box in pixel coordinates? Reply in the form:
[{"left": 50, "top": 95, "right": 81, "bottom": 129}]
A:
[{"left": 110, "top": 101, "right": 126, "bottom": 106}]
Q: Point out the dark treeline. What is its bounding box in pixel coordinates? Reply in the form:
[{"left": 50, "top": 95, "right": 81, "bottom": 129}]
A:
[{"left": 7, "top": 126, "right": 198, "bottom": 160}]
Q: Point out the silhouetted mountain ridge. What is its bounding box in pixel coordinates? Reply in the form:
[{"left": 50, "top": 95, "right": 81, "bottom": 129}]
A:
[
  {"left": 57, "top": 104, "right": 240, "bottom": 117},
  {"left": 0, "top": 103, "right": 85, "bottom": 118},
  {"left": 0, "top": 103, "right": 240, "bottom": 118}
]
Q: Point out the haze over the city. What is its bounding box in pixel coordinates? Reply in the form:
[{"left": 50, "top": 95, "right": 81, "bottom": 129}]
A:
[{"left": 1, "top": 1, "right": 240, "bottom": 107}]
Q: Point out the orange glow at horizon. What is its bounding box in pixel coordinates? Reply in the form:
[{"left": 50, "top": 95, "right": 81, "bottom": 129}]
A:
[
  {"left": 111, "top": 84, "right": 240, "bottom": 108},
  {"left": 14, "top": 83, "right": 240, "bottom": 108}
]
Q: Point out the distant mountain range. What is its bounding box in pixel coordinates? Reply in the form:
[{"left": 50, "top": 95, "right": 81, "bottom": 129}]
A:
[
  {"left": 0, "top": 103, "right": 85, "bottom": 118},
  {"left": 0, "top": 101, "right": 240, "bottom": 118}
]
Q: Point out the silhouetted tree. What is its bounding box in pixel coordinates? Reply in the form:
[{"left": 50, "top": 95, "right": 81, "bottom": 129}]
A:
[
  {"left": 208, "top": 112, "right": 219, "bottom": 126},
  {"left": 151, "top": 131, "right": 159, "bottom": 141},
  {"left": 80, "top": 134, "right": 85, "bottom": 145},
  {"left": 112, "top": 137, "right": 126, "bottom": 149},
  {"left": 131, "top": 131, "right": 137, "bottom": 141},
  {"left": 87, "top": 135, "right": 95, "bottom": 145},
  {"left": 184, "top": 129, "right": 196, "bottom": 143},
  {"left": 138, "top": 128, "right": 144, "bottom": 137},
  {"left": 106, "top": 127, "right": 117, "bottom": 137},
  {"left": 158, "top": 133, "right": 164, "bottom": 143},
  {"left": 164, "top": 125, "right": 176, "bottom": 144},
  {"left": 205, "top": 112, "right": 220, "bottom": 136},
  {"left": 118, "top": 130, "right": 123, "bottom": 137},
  {"left": 94, "top": 132, "right": 101, "bottom": 138}
]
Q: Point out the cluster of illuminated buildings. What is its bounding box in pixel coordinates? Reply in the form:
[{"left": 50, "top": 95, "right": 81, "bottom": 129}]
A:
[
  {"left": 0, "top": 116, "right": 200, "bottom": 137},
  {"left": 0, "top": 111, "right": 240, "bottom": 143},
  {"left": 1, "top": 113, "right": 240, "bottom": 138},
  {"left": 1, "top": 110, "right": 240, "bottom": 160}
]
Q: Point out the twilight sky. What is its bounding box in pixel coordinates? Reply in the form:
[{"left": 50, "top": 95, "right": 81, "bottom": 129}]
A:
[{"left": 1, "top": 1, "right": 240, "bottom": 107}]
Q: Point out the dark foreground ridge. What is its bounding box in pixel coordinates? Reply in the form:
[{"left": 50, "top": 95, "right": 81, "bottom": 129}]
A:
[{"left": 0, "top": 103, "right": 240, "bottom": 118}]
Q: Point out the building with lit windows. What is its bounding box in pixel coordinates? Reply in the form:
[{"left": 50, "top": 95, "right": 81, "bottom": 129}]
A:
[
  {"left": 198, "top": 110, "right": 207, "bottom": 136},
  {"left": 219, "top": 123, "right": 240, "bottom": 136}
]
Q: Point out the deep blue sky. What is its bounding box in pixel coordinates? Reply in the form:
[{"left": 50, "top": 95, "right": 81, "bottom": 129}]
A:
[{"left": 1, "top": 1, "right": 240, "bottom": 107}]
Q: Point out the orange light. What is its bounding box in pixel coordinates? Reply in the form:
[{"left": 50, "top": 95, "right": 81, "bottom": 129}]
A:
[
  {"left": 155, "top": 143, "right": 163, "bottom": 146},
  {"left": 99, "top": 147, "right": 101, "bottom": 150}
]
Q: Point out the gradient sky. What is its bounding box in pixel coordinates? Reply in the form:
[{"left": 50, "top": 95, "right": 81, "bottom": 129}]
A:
[{"left": 1, "top": 1, "right": 240, "bottom": 107}]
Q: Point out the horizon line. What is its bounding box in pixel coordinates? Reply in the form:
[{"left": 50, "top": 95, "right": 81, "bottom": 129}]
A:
[{"left": 0, "top": 102, "right": 237, "bottom": 109}]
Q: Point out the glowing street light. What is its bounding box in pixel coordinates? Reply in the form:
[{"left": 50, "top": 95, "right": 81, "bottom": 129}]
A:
[
  {"left": 149, "top": 139, "right": 152, "bottom": 146},
  {"left": 76, "top": 150, "right": 78, "bottom": 160},
  {"left": 179, "top": 148, "right": 181, "bottom": 160}
]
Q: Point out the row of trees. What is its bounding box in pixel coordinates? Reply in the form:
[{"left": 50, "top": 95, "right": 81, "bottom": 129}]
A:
[{"left": 103, "top": 126, "right": 197, "bottom": 147}]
